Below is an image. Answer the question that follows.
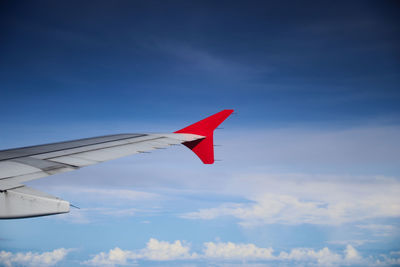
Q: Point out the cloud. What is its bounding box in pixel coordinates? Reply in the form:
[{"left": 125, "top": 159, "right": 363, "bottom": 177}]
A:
[
  {"left": 279, "top": 247, "right": 341, "bottom": 266},
  {"left": 278, "top": 245, "right": 364, "bottom": 266},
  {"left": 84, "top": 239, "right": 400, "bottom": 266},
  {"left": 57, "top": 208, "right": 92, "bottom": 224},
  {"left": 327, "top": 240, "right": 376, "bottom": 246},
  {"left": 181, "top": 175, "right": 400, "bottom": 226},
  {"left": 203, "top": 241, "right": 274, "bottom": 260},
  {"left": 50, "top": 187, "right": 160, "bottom": 202},
  {"left": 83, "top": 247, "right": 134, "bottom": 267},
  {"left": 159, "top": 42, "right": 255, "bottom": 78},
  {"left": 356, "top": 224, "right": 395, "bottom": 231},
  {"left": 46, "top": 187, "right": 161, "bottom": 224},
  {"left": 0, "top": 248, "right": 70, "bottom": 267},
  {"left": 356, "top": 224, "right": 396, "bottom": 236},
  {"left": 83, "top": 238, "right": 197, "bottom": 266},
  {"left": 375, "top": 253, "right": 400, "bottom": 266},
  {"left": 344, "top": 245, "right": 362, "bottom": 262},
  {"left": 56, "top": 206, "right": 145, "bottom": 224},
  {"left": 220, "top": 126, "right": 400, "bottom": 169},
  {"left": 139, "top": 238, "right": 197, "bottom": 261}
]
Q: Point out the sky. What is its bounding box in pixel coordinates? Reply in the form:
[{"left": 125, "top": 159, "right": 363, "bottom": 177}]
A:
[{"left": 0, "top": 0, "right": 400, "bottom": 266}]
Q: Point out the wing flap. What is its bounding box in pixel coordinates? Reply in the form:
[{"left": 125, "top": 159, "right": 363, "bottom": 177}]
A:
[
  {"left": 0, "top": 161, "right": 42, "bottom": 179},
  {"left": 48, "top": 156, "right": 98, "bottom": 167}
]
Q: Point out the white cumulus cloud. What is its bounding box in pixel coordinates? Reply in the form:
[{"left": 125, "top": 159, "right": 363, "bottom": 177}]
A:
[
  {"left": 0, "top": 248, "right": 70, "bottom": 267},
  {"left": 83, "top": 239, "right": 400, "bottom": 266},
  {"left": 84, "top": 238, "right": 197, "bottom": 266},
  {"left": 203, "top": 241, "right": 274, "bottom": 260}
]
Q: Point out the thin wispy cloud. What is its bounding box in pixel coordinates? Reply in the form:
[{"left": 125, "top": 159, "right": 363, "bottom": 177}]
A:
[
  {"left": 181, "top": 173, "right": 400, "bottom": 226},
  {"left": 356, "top": 224, "right": 397, "bottom": 237},
  {"left": 158, "top": 42, "right": 258, "bottom": 80}
]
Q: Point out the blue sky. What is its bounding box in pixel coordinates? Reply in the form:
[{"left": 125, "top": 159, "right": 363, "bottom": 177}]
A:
[{"left": 0, "top": 1, "right": 400, "bottom": 266}]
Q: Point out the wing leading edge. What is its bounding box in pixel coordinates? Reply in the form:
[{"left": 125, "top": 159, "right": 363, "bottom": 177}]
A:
[{"left": 0, "top": 110, "right": 234, "bottom": 219}]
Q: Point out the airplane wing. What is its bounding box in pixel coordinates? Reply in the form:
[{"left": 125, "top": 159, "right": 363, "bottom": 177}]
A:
[{"left": 0, "top": 110, "right": 234, "bottom": 219}]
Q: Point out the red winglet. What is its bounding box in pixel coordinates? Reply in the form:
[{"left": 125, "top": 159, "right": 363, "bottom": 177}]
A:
[{"left": 174, "top": 109, "right": 234, "bottom": 164}]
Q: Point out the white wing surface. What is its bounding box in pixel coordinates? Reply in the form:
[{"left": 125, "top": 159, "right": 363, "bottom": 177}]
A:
[{"left": 0, "top": 110, "right": 234, "bottom": 219}]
